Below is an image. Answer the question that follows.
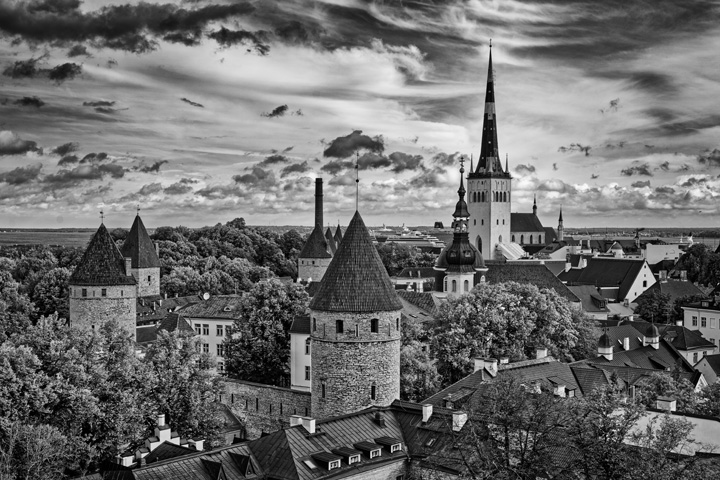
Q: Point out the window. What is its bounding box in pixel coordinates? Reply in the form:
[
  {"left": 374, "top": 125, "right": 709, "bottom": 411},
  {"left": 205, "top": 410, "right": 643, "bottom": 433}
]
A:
[
  {"left": 194, "top": 324, "right": 201, "bottom": 335},
  {"left": 217, "top": 361, "right": 224, "bottom": 372},
  {"left": 512, "top": 235, "right": 515, "bottom": 242},
  {"left": 451, "top": 280, "right": 457, "bottom": 292},
  {"left": 321, "top": 382, "right": 326, "bottom": 398},
  {"left": 643, "top": 280, "right": 647, "bottom": 288},
  {"left": 396, "top": 317, "right": 399, "bottom": 331},
  {"left": 202, "top": 343, "right": 209, "bottom": 353},
  {"left": 371, "top": 384, "right": 377, "bottom": 400},
  {"left": 349, "top": 454, "right": 360, "bottom": 464},
  {"left": 82, "top": 288, "right": 87, "bottom": 297},
  {"left": 391, "top": 444, "right": 402, "bottom": 453},
  {"left": 702, "top": 317, "right": 707, "bottom": 328},
  {"left": 336, "top": 319, "right": 344, "bottom": 334},
  {"left": 464, "top": 280, "right": 469, "bottom": 292},
  {"left": 147, "top": 275, "right": 151, "bottom": 283},
  {"left": 370, "top": 449, "right": 380, "bottom": 459},
  {"left": 101, "top": 288, "right": 107, "bottom": 297},
  {"left": 216, "top": 345, "right": 225, "bottom": 357},
  {"left": 371, "top": 318, "right": 379, "bottom": 333},
  {"left": 711, "top": 319, "right": 717, "bottom": 329},
  {"left": 355, "top": 324, "right": 359, "bottom": 337},
  {"left": 692, "top": 316, "right": 698, "bottom": 327},
  {"left": 305, "top": 366, "right": 310, "bottom": 381},
  {"left": 202, "top": 324, "right": 209, "bottom": 335},
  {"left": 328, "top": 460, "right": 340, "bottom": 470},
  {"left": 313, "top": 317, "right": 317, "bottom": 332},
  {"left": 530, "top": 235, "right": 534, "bottom": 244},
  {"left": 305, "top": 337, "right": 311, "bottom": 355},
  {"left": 217, "top": 325, "right": 223, "bottom": 336},
  {"left": 520, "top": 235, "right": 524, "bottom": 244},
  {"left": 693, "top": 352, "right": 698, "bottom": 363}
]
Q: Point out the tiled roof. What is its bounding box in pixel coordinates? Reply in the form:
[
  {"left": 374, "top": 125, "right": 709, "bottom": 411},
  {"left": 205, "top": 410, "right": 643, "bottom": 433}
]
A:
[
  {"left": 145, "top": 442, "right": 196, "bottom": 464},
  {"left": 304, "top": 281, "right": 322, "bottom": 298},
  {"left": 157, "top": 313, "right": 194, "bottom": 335},
  {"left": 557, "top": 257, "right": 646, "bottom": 301},
  {"left": 69, "top": 223, "right": 137, "bottom": 286},
  {"left": 567, "top": 285, "right": 609, "bottom": 313},
  {"left": 325, "top": 228, "right": 337, "bottom": 255},
  {"left": 176, "top": 295, "right": 244, "bottom": 319},
  {"left": 290, "top": 315, "right": 311, "bottom": 334},
  {"left": 579, "top": 338, "right": 695, "bottom": 372},
  {"left": 571, "top": 363, "right": 699, "bottom": 395},
  {"left": 480, "top": 263, "right": 580, "bottom": 303},
  {"left": 298, "top": 226, "right": 331, "bottom": 259},
  {"left": 658, "top": 324, "right": 715, "bottom": 351},
  {"left": 121, "top": 215, "right": 161, "bottom": 269},
  {"left": 394, "top": 267, "right": 437, "bottom": 279},
  {"left": 396, "top": 291, "right": 438, "bottom": 317},
  {"left": 333, "top": 225, "right": 343, "bottom": 246},
  {"left": 136, "top": 295, "right": 203, "bottom": 323},
  {"left": 699, "top": 354, "right": 720, "bottom": 374},
  {"left": 136, "top": 325, "right": 157, "bottom": 344},
  {"left": 544, "top": 227, "right": 557, "bottom": 244},
  {"left": 635, "top": 280, "right": 705, "bottom": 303},
  {"left": 511, "top": 213, "right": 545, "bottom": 233},
  {"left": 570, "top": 364, "right": 613, "bottom": 396},
  {"left": 309, "top": 211, "right": 402, "bottom": 313}
]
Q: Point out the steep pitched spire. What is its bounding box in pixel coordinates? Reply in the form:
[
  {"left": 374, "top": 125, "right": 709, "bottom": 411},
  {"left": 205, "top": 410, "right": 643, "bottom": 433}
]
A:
[
  {"left": 309, "top": 211, "right": 401, "bottom": 312},
  {"left": 559, "top": 206, "right": 563, "bottom": 222},
  {"left": 452, "top": 157, "right": 470, "bottom": 219},
  {"left": 533, "top": 195, "right": 537, "bottom": 216},
  {"left": 121, "top": 214, "right": 161, "bottom": 269},
  {"left": 70, "top": 223, "right": 136, "bottom": 286},
  {"left": 475, "top": 45, "right": 504, "bottom": 175}
]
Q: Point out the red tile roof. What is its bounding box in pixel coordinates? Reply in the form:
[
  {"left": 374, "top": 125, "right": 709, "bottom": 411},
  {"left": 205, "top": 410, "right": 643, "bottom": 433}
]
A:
[{"left": 69, "top": 223, "right": 137, "bottom": 286}]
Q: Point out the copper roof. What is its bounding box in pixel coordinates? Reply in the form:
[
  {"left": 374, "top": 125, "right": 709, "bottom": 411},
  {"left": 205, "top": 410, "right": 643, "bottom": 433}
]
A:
[
  {"left": 309, "top": 211, "right": 402, "bottom": 313},
  {"left": 121, "top": 214, "right": 161, "bottom": 269},
  {"left": 298, "top": 225, "right": 331, "bottom": 259},
  {"left": 69, "top": 223, "right": 137, "bottom": 286}
]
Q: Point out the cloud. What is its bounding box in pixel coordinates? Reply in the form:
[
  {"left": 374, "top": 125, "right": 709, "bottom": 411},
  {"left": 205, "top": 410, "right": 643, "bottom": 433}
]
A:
[
  {"left": 67, "top": 44, "right": 90, "bottom": 57},
  {"left": 138, "top": 182, "right": 163, "bottom": 196},
  {"left": 357, "top": 152, "right": 391, "bottom": 170},
  {"left": 659, "top": 161, "right": 670, "bottom": 171},
  {"left": 48, "top": 63, "right": 82, "bottom": 82},
  {"left": 621, "top": 163, "right": 653, "bottom": 176},
  {"left": 2, "top": 57, "right": 82, "bottom": 82},
  {"left": 57, "top": 154, "right": 78, "bottom": 166},
  {"left": 591, "top": 174, "right": 599, "bottom": 179},
  {"left": 599, "top": 98, "right": 620, "bottom": 114},
  {"left": 558, "top": 143, "right": 591, "bottom": 156},
  {"left": 280, "top": 160, "right": 311, "bottom": 177},
  {"left": 181, "top": 97, "right": 204, "bottom": 108},
  {"left": 274, "top": 20, "right": 325, "bottom": 45},
  {"left": 207, "top": 27, "right": 269, "bottom": 55},
  {"left": 232, "top": 166, "right": 275, "bottom": 186},
  {"left": 164, "top": 181, "right": 194, "bottom": 195},
  {"left": 323, "top": 130, "right": 384, "bottom": 159},
  {"left": 680, "top": 177, "right": 708, "bottom": 187},
  {"left": 136, "top": 160, "right": 168, "bottom": 173},
  {"left": 0, "top": 164, "right": 42, "bottom": 185},
  {"left": 320, "top": 159, "right": 353, "bottom": 175},
  {"left": 13, "top": 96, "right": 44, "bottom": 108},
  {"left": 44, "top": 164, "right": 125, "bottom": 185},
  {"left": 282, "top": 146, "right": 294, "bottom": 153},
  {"left": 537, "top": 179, "right": 578, "bottom": 194},
  {"left": 83, "top": 100, "right": 115, "bottom": 107},
  {"left": 0, "top": 130, "right": 40, "bottom": 156},
  {"left": 261, "top": 105, "right": 288, "bottom": 118},
  {"left": 514, "top": 164, "right": 536, "bottom": 175},
  {"left": 553, "top": 163, "right": 558, "bottom": 171},
  {"left": 258, "top": 154, "right": 289, "bottom": 166},
  {"left": 79, "top": 152, "right": 108, "bottom": 163},
  {"left": 631, "top": 180, "right": 651, "bottom": 188},
  {"left": 697, "top": 148, "right": 720, "bottom": 166},
  {"left": 51, "top": 142, "right": 79, "bottom": 156},
  {"left": 655, "top": 186, "right": 675, "bottom": 194},
  {"left": 430, "top": 152, "right": 462, "bottom": 166},
  {"left": 388, "top": 152, "right": 423, "bottom": 173}
]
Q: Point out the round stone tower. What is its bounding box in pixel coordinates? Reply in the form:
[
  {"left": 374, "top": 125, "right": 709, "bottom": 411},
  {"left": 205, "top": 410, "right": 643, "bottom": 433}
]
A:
[
  {"left": 309, "top": 211, "right": 403, "bottom": 419},
  {"left": 69, "top": 222, "right": 137, "bottom": 336}
]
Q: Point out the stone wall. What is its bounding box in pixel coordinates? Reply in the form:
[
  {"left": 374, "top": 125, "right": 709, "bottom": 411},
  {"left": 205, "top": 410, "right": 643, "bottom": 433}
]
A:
[
  {"left": 132, "top": 266, "right": 160, "bottom": 297},
  {"left": 298, "top": 257, "right": 331, "bottom": 283},
  {"left": 69, "top": 284, "right": 136, "bottom": 335},
  {"left": 223, "top": 378, "right": 311, "bottom": 440},
  {"left": 310, "top": 309, "right": 401, "bottom": 419}
]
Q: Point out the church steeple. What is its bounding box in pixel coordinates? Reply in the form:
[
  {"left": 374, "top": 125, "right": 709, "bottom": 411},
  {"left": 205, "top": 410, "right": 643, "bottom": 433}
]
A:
[
  {"left": 475, "top": 44, "right": 505, "bottom": 175},
  {"left": 558, "top": 206, "right": 564, "bottom": 242},
  {"left": 533, "top": 195, "right": 537, "bottom": 216}
]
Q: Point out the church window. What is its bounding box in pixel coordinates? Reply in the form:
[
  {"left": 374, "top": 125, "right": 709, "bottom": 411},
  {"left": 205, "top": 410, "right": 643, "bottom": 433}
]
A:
[
  {"left": 371, "top": 318, "right": 379, "bottom": 333},
  {"left": 371, "top": 384, "right": 377, "bottom": 400},
  {"left": 464, "top": 280, "right": 469, "bottom": 292},
  {"left": 305, "top": 366, "right": 310, "bottom": 380},
  {"left": 503, "top": 192, "right": 507, "bottom": 202},
  {"left": 482, "top": 192, "right": 486, "bottom": 202},
  {"left": 305, "top": 337, "right": 311, "bottom": 355},
  {"left": 322, "top": 382, "right": 326, "bottom": 398},
  {"left": 521, "top": 235, "right": 524, "bottom": 244},
  {"left": 530, "top": 235, "right": 534, "bottom": 244},
  {"left": 452, "top": 280, "right": 457, "bottom": 292},
  {"left": 512, "top": 235, "right": 515, "bottom": 242},
  {"left": 336, "top": 320, "right": 344, "bottom": 334},
  {"left": 101, "top": 288, "right": 107, "bottom": 297},
  {"left": 444, "top": 277, "right": 448, "bottom": 292}
]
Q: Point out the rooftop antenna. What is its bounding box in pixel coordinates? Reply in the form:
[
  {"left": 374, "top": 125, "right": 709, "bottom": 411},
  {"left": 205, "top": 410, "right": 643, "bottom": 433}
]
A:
[
  {"left": 355, "top": 150, "right": 360, "bottom": 211},
  {"left": 100, "top": 209, "right": 105, "bottom": 224}
]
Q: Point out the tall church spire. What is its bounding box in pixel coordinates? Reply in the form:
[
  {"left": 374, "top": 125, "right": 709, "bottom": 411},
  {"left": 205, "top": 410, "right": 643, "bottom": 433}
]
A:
[
  {"left": 475, "top": 44, "right": 504, "bottom": 175},
  {"left": 533, "top": 195, "right": 537, "bottom": 216}
]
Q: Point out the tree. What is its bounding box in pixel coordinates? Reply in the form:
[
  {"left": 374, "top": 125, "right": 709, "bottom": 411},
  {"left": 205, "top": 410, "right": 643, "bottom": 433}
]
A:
[
  {"left": 375, "top": 242, "right": 435, "bottom": 277},
  {"left": 401, "top": 340, "right": 441, "bottom": 403},
  {"left": 0, "top": 271, "right": 35, "bottom": 341},
  {"left": 31, "top": 267, "right": 71, "bottom": 319},
  {"left": 224, "top": 279, "right": 309, "bottom": 386},
  {"left": 635, "top": 289, "right": 673, "bottom": 323},
  {"left": 636, "top": 371, "right": 698, "bottom": 413},
  {"left": 0, "top": 419, "right": 69, "bottom": 480},
  {"left": 430, "top": 282, "right": 589, "bottom": 386}
]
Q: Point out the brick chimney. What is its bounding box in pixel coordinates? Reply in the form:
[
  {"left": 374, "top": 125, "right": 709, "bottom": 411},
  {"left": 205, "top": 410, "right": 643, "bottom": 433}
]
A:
[
  {"left": 421, "top": 404, "right": 433, "bottom": 423},
  {"left": 124, "top": 257, "right": 132, "bottom": 275},
  {"left": 315, "top": 178, "right": 323, "bottom": 228}
]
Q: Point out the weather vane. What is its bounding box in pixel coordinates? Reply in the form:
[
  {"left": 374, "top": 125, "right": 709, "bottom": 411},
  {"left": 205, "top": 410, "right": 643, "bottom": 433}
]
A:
[
  {"left": 100, "top": 210, "right": 104, "bottom": 224},
  {"left": 137, "top": 204, "right": 141, "bottom": 215},
  {"left": 355, "top": 151, "right": 360, "bottom": 211}
]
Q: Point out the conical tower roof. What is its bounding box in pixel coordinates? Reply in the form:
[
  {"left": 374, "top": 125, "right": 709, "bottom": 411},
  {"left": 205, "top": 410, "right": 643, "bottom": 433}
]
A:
[
  {"left": 121, "top": 214, "right": 161, "bottom": 268},
  {"left": 309, "top": 211, "right": 402, "bottom": 313},
  {"left": 70, "top": 223, "right": 137, "bottom": 286},
  {"left": 325, "top": 227, "right": 337, "bottom": 255},
  {"left": 474, "top": 46, "right": 508, "bottom": 177},
  {"left": 299, "top": 225, "right": 332, "bottom": 259},
  {"left": 334, "top": 224, "right": 343, "bottom": 246}
]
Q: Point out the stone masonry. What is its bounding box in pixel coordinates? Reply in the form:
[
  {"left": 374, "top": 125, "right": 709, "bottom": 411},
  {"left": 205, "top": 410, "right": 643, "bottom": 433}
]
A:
[
  {"left": 131, "top": 266, "right": 160, "bottom": 297},
  {"left": 69, "top": 284, "right": 137, "bottom": 335},
  {"left": 297, "top": 257, "right": 331, "bottom": 283}
]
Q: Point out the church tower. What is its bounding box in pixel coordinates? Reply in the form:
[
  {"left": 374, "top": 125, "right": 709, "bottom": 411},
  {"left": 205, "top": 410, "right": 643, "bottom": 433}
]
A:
[
  {"left": 557, "top": 206, "right": 564, "bottom": 242},
  {"left": 121, "top": 213, "right": 161, "bottom": 297},
  {"left": 309, "top": 211, "right": 403, "bottom": 419},
  {"left": 467, "top": 45, "right": 512, "bottom": 260},
  {"left": 434, "top": 159, "right": 488, "bottom": 297},
  {"left": 69, "top": 222, "right": 137, "bottom": 335},
  {"left": 298, "top": 178, "right": 332, "bottom": 282}
]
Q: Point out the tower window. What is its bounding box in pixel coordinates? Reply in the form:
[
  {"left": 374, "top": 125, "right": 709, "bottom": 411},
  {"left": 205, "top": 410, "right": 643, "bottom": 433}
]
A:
[
  {"left": 452, "top": 280, "right": 457, "bottom": 292},
  {"left": 371, "top": 384, "right": 377, "bottom": 400},
  {"left": 355, "top": 324, "right": 359, "bottom": 337},
  {"left": 371, "top": 318, "right": 379, "bottom": 333},
  {"left": 496, "top": 220, "right": 499, "bottom": 225},
  {"left": 313, "top": 318, "right": 317, "bottom": 332},
  {"left": 101, "top": 288, "right": 107, "bottom": 297},
  {"left": 147, "top": 275, "right": 151, "bottom": 283},
  {"left": 305, "top": 337, "right": 310, "bottom": 355},
  {"left": 305, "top": 366, "right": 310, "bottom": 380},
  {"left": 396, "top": 317, "right": 399, "bottom": 331},
  {"left": 521, "top": 235, "right": 524, "bottom": 244},
  {"left": 474, "top": 219, "right": 476, "bottom": 225},
  {"left": 336, "top": 320, "right": 344, "bottom": 334},
  {"left": 481, "top": 219, "right": 484, "bottom": 225},
  {"left": 512, "top": 235, "right": 515, "bottom": 242},
  {"left": 464, "top": 280, "right": 469, "bottom": 292},
  {"left": 322, "top": 382, "right": 326, "bottom": 398}
]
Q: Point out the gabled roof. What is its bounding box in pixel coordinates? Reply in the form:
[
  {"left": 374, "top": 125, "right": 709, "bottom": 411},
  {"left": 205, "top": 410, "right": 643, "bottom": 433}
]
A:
[
  {"left": 290, "top": 315, "right": 310, "bottom": 334},
  {"left": 176, "top": 295, "right": 244, "bottom": 319},
  {"left": 544, "top": 227, "right": 557, "bottom": 244},
  {"left": 579, "top": 338, "right": 695, "bottom": 373},
  {"left": 480, "top": 263, "right": 580, "bottom": 303},
  {"left": 698, "top": 354, "right": 720, "bottom": 374},
  {"left": 309, "top": 211, "right": 402, "bottom": 313},
  {"left": 298, "top": 225, "right": 331, "bottom": 259},
  {"left": 70, "top": 223, "right": 137, "bottom": 286},
  {"left": 324, "top": 228, "right": 337, "bottom": 255},
  {"left": 567, "top": 285, "right": 609, "bottom": 313},
  {"left": 511, "top": 213, "right": 545, "bottom": 233},
  {"left": 157, "top": 312, "right": 194, "bottom": 336},
  {"left": 635, "top": 279, "right": 705, "bottom": 304},
  {"left": 145, "top": 442, "right": 196, "bottom": 464},
  {"left": 557, "top": 257, "right": 647, "bottom": 301},
  {"left": 393, "top": 267, "right": 437, "bottom": 279},
  {"left": 396, "top": 291, "right": 438, "bottom": 317},
  {"left": 333, "top": 225, "right": 343, "bottom": 246},
  {"left": 121, "top": 215, "right": 161, "bottom": 269}
]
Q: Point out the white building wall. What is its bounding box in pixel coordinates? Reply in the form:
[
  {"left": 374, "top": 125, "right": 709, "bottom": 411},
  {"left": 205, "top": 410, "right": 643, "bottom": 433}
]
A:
[
  {"left": 186, "top": 316, "right": 235, "bottom": 374},
  {"left": 644, "top": 244, "right": 682, "bottom": 266},
  {"left": 467, "top": 177, "right": 511, "bottom": 260},
  {"left": 624, "top": 261, "right": 657, "bottom": 303},
  {"left": 683, "top": 306, "right": 720, "bottom": 354},
  {"left": 290, "top": 332, "right": 311, "bottom": 391}
]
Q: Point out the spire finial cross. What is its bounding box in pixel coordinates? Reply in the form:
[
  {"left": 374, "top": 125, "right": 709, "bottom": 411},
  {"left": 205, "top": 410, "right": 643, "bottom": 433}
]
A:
[
  {"left": 459, "top": 154, "right": 465, "bottom": 174},
  {"left": 355, "top": 151, "right": 360, "bottom": 211},
  {"left": 100, "top": 210, "right": 105, "bottom": 224},
  {"left": 489, "top": 38, "right": 492, "bottom": 48},
  {"left": 136, "top": 204, "right": 141, "bottom": 216}
]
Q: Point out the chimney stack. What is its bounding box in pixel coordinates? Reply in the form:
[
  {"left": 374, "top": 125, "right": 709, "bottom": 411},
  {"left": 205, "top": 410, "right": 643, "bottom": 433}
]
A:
[
  {"left": 536, "top": 347, "right": 548, "bottom": 359},
  {"left": 421, "top": 404, "right": 433, "bottom": 423},
  {"left": 301, "top": 416, "right": 316, "bottom": 434},
  {"left": 124, "top": 257, "right": 132, "bottom": 276},
  {"left": 315, "top": 178, "right": 323, "bottom": 228},
  {"left": 656, "top": 396, "right": 677, "bottom": 412},
  {"left": 452, "top": 411, "right": 468, "bottom": 432}
]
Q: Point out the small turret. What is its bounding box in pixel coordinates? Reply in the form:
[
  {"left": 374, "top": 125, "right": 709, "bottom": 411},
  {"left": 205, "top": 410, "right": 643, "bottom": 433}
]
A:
[
  {"left": 643, "top": 324, "right": 659, "bottom": 350},
  {"left": 598, "top": 331, "right": 613, "bottom": 360},
  {"left": 558, "top": 206, "right": 564, "bottom": 242},
  {"left": 532, "top": 195, "right": 537, "bottom": 216}
]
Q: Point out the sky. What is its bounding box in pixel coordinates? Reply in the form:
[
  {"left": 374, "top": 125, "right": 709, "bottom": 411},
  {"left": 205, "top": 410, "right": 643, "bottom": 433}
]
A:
[{"left": 1, "top": 0, "right": 719, "bottom": 230}]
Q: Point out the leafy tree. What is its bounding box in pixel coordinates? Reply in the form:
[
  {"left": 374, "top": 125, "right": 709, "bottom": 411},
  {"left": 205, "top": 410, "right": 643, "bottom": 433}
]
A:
[
  {"left": 635, "top": 289, "right": 673, "bottom": 323},
  {"left": 31, "top": 267, "right": 71, "bottom": 319},
  {"left": 0, "top": 271, "right": 35, "bottom": 341},
  {"left": 672, "top": 293, "right": 708, "bottom": 323},
  {"left": 224, "top": 279, "right": 309, "bottom": 386},
  {"left": 677, "top": 243, "right": 720, "bottom": 286},
  {"left": 695, "top": 382, "right": 720, "bottom": 417},
  {"left": 376, "top": 242, "right": 435, "bottom": 277},
  {"left": 401, "top": 340, "right": 441, "bottom": 403},
  {"left": 0, "top": 419, "right": 69, "bottom": 480},
  {"left": 636, "top": 371, "right": 698, "bottom": 413},
  {"left": 278, "top": 229, "right": 305, "bottom": 260}
]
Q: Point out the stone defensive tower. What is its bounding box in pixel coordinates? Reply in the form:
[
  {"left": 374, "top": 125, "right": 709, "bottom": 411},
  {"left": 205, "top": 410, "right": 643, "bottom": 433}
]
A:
[
  {"left": 297, "top": 178, "right": 333, "bottom": 282},
  {"left": 467, "top": 46, "right": 512, "bottom": 260},
  {"left": 309, "top": 211, "right": 403, "bottom": 419},
  {"left": 121, "top": 214, "right": 161, "bottom": 298},
  {"left": 69, "top": 223, "right": 137, "bottom": 335}
]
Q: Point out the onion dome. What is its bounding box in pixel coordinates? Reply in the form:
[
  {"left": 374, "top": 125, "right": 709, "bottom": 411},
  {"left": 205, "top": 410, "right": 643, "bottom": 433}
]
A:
[
  {"left": 646, "top": 323, "right": 659, "bottom": 338},
  {"left": 598, "top": 332, "right": 612, "bottom": 349}
]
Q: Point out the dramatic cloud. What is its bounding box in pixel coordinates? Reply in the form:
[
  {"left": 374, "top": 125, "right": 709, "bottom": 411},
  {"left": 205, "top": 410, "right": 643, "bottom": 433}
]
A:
[
  {"left": 430, "top": 152, "right": 462, "bottom": 166},
  {"left": 320, "top": 159, "right": 353, "bottom": 175},
  {"left": 258, "top": 154, "right": 289, "bottom": 166},
  {"left": 558, "top": 143, "right": 591, "bottom": 156},
  {"left": 631, "top": 180, "right": 651, "bottom": 188},
  {"left": 280, "top": 160, "right": 311, "bottom": 177},
  {"left": 44, "top": 164, "right": 125, "bottom": 185},
  {"left": 57, "top": 154, "right": 78, "bottom": 166},
  {"left": 261, "top": 105, "right": 288, "bottom": 118},
  {"left": 697, "top": 148, "right": 720, "bottom": 166},
  {"left": 51, "top": 142, "right": 79, "bottom": 156},
  {"left": 515, "top": 164, "right": 536, "bottom": 175},
  {"left": 14, "top": 96, "right": 44, "bottom": 108},
  {"left": 207, "top": 27, "right": 269, "bottom": 55},
  {"left": 138, "top": 182, "right": 163, "bottom": 196},
  {"left": 79, "top": 152, "right": 108, "bottom": 163},
  {"left": 232, "top": 166, "right": 275, "bottom": 187},
  {"left": 136, "top": 160, "right": 168, "bottom": 173},
  {"left": 83, "top": 100, "right": 115, "bottom": 107},
  {"left": 621, "top": 163, "right": 653, "bottom": 176},
  {"left": 164, "top": 180, "right": 195, "bottom": 195},
  {"left": 181, "top": 97, "right": 204, "bottom": 108},
  {"left": 0, "top": 164, "right": 42, "bottom": 185},
  {"left": 357, "top": 152, "right": 391, "bottom": 170},
  {"left": 2, "top": 56, "right": 81, "bottom": 82},
  {"left": 323, "top": 131, "right": 384, "bottom": 159},
  {"left": 388, "top": 152, "right": 423, "bottom": 173},
  {"left": 0, "top": 130, "right": 40, "bottom": 155},
  {"left": 66, "top": 44, "right": 90, "bottom": 57}
]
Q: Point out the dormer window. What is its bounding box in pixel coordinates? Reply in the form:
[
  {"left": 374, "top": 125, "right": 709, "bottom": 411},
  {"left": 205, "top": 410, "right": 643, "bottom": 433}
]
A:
[{"left": 354, "top": 442, "right": 382, "bottom": 459}]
